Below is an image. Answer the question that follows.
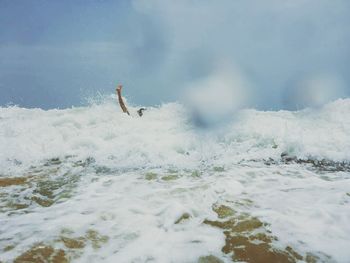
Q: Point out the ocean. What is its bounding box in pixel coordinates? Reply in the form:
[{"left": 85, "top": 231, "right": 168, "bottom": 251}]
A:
[{"left": 1, "top": 98, "right": 350, "bottom": 262}]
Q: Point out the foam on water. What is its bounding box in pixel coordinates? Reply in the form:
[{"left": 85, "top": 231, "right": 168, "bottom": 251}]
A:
[
  {"left": 1, "top": 98, "right": 350, "bottom": 173},
  {"left": 1, "top": 98, "right": 350, "bottom": 262}
]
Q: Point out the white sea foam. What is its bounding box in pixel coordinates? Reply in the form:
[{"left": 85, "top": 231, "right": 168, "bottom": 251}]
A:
[
  {"left": 1, "top": 98, "right": 350, "bottom": 262},
  {"left": 1, "top": 98, "right": 350, "bottom": 173}
]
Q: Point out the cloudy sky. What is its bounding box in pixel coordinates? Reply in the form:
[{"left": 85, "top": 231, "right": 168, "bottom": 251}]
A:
[{"left": 0, "top": 0, "right": 349, "bottom": 109}]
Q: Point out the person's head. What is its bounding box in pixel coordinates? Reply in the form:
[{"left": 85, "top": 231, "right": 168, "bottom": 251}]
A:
[{"left": 137, "top": 108, "right": 146, "bottom": 117}]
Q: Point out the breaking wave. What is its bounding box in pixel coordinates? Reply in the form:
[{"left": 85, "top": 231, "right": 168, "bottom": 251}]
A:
[
  {"left": 1, "top": 98, "right": 350, "bottom": 174},
  {"left": 1, "top": 97, "right": 350, "bottom": 262}
]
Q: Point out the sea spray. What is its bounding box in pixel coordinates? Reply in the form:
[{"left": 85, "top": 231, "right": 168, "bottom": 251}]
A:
[{"left": 1, "top": 99, "right": 350, "bottom": 262}]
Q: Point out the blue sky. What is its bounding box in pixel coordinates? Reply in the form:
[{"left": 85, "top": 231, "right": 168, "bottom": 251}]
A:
[{"left": 0, "top": 0, "right": 349, "bottom": 109}]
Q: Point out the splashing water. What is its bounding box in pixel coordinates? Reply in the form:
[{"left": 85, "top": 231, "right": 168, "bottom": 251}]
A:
[{"left": 1, "top": 98, "right": 350, "bottom": 262}]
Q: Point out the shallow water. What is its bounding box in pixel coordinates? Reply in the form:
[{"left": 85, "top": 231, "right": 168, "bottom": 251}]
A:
[{"left": 1, "top": 99, "right": 350, "bottom": 262}]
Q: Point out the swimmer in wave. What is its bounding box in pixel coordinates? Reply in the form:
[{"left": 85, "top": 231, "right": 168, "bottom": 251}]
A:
[{"left": 116, "top": 84, "right": 146, "bottom": 117}]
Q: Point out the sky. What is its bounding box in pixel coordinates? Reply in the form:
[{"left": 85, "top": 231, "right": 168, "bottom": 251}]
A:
[{"left": 0, "top": 0, "right": 349, "bottom": 110}]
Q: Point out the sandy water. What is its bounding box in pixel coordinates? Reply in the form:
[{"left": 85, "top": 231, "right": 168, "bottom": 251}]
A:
[{"left": 1, "top": 99, "right": 350, "bottom": 262}]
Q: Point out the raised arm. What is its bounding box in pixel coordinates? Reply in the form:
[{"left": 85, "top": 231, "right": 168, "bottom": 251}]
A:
[{"left": 116, "top": 84, "right": 130, "bottom": 115}]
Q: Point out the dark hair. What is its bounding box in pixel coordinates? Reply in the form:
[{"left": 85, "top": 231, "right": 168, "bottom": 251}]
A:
[{"left": 137, "top": 108, "right": 146, "bottom": 117}]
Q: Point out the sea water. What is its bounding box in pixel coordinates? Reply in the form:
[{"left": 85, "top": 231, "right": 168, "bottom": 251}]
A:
[{"left": 0, "top": 98, "right": 350, "bottom": 262}]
